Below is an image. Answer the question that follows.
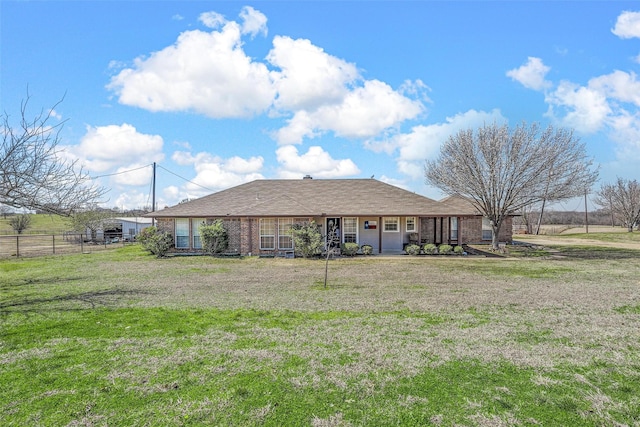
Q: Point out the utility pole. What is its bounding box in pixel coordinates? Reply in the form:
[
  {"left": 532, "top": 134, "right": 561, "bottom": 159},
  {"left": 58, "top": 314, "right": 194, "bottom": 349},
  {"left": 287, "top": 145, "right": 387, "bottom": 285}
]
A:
[
  {"left": 584, "top": 188, "right": 589, "bottom": 234},
  {"left": 152, "top": 162, "right": 156, "bottom": 227}
]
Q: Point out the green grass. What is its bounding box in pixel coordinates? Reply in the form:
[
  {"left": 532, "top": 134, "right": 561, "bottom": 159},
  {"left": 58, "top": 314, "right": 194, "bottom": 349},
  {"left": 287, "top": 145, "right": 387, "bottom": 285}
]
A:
[
  {"left": 0, "top": 213, "right": 71, "bottom": 234},
  {"left": 555, "top": 231, "right": 640, "bottom": 244},
  {"left": 2, "top": 245, "right": 640, "bottom": 425}
]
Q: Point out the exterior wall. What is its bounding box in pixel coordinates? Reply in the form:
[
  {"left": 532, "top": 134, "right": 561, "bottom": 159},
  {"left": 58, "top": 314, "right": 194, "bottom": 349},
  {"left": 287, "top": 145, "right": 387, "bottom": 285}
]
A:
[{"left": 158, "top": 215, "right": 514, "bottom": 255}]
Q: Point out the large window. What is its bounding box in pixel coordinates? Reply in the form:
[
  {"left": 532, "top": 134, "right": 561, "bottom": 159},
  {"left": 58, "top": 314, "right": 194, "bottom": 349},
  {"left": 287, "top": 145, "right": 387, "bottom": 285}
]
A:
[
  {"left": 278, "top": 218, "right": 294, "bottom": 250},
  {"left": 260, "top": 218, "right": 276, "bottom": 249},
  {"left": 343, "top": 217, "right": 358, "bottom": 243},
  {"left": 175, "top": 218, "right": 189, "bottom": 248},
  {"left": 450, "top": 217, "right": 458, "bottom": 240},
  {"left": 383, "top": 217, "right": 399, "bottom": 232},
  {"left": 192, "top": 219, "right": 206, "bottom": 249},
  {"left": 406, "top": 217, "right": 416, "bottom": 232},
  {"left": 482, "top": 217, "right": 492, "bottom": 240}
]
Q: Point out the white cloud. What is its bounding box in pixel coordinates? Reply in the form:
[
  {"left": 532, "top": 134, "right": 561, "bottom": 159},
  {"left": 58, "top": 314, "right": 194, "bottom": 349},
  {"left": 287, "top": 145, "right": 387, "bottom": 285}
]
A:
[
  {"left": 113, "top": 190, "right": 152, "bottom": 211},
  {"left": 275, "top": 79, "right": 424, "bottom": 144},
  {"left": 69, "top": 123, "right": 164, "bottom": 173},
  {"left": 239, "top": 6, "right": 267, "bottom": 37},
  {"left": 276, "top": 145, "right": 360, "bottom": 178},
  {"left": 612, "top": 11, "right": 640, "bottom": 39},
  {"left": 506, "top": 57, "right": 551, "bottom": 91},
  {"left": 171, "top": 150, "right": 264, "bottom": 196},
  {"left": 107, "top": 21, "right": 274, "bottom": 118},
  {"left": 545, "top": 80, "right": 612, "bottom": 133},
  {"left": 268, "top": 36, "right": 359, "bottom": 111},
  {"left": 198, "top": 11, "right": 226, "bottom": 29}
]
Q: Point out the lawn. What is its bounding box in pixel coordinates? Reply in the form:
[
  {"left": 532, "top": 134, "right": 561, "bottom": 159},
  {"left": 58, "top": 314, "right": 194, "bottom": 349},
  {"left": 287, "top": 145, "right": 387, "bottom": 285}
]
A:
[
  {"left": 0, "top": 213, "right": 72, "bottom": 235},
  {"left": 2, "top": 245, "right": 640, "bottom": 426}
]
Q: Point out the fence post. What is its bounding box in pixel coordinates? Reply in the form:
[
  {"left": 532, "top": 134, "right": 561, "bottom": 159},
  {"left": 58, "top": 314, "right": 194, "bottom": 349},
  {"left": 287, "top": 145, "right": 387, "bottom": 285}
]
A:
[
  {"left": 16, "top": 235, "right": 19, "bottom": 258},
  {"left": 81, "top": 234, "right": 84, "bottom": 254}
]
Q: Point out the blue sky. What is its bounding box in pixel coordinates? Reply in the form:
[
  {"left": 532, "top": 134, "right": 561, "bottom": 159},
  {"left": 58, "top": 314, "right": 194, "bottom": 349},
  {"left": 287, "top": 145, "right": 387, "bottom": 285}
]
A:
[{"left": 3, "top": 1, "right": 640, "bottom": 211}]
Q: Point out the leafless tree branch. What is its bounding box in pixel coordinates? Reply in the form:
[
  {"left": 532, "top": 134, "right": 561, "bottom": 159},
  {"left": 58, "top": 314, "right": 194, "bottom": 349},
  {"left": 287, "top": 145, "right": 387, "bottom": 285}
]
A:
[{"left": 1, "top": 92, "right": 107, "bottom": 215}]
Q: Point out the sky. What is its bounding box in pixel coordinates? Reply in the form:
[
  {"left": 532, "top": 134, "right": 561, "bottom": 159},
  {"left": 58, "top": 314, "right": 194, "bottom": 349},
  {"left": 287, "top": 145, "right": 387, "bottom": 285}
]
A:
[{"left": 3, "top": 1, "right": 640, "bottom": 212}]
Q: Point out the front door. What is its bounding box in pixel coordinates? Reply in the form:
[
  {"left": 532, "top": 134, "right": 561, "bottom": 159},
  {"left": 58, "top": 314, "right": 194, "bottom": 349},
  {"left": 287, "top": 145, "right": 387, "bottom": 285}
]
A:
[{"left": 326, "top": 217, "right": 341, "bottom": 248}]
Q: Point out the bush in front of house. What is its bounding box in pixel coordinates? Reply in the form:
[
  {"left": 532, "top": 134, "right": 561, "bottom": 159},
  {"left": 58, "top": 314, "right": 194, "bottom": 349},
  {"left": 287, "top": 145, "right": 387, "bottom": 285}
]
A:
[
  {"left": 405, "top": 244, "right": 421, "bottom": 255},
  {"left": 341, "top": 242, "right": 359, "bottom": 256},
  {"left": 454, "top": 245, "right": 465, "bottom": 255},
  {"left": 438, "top": 244, "right": 453, "bottom": 255},
  {"left": 200, "top": 220, "right": 229, "bottom": 255},
  {"left": 423, "top": 243, "right": 438, "bottom": 254},
  {"left": 291, "top": 221, "right": 324, "bottom": 258},
  {"left": 137, "top": 226, "right": 173, "bottom": 258},
  {"left": 361, "top": 244, "right": 373, "bottom": 255}
]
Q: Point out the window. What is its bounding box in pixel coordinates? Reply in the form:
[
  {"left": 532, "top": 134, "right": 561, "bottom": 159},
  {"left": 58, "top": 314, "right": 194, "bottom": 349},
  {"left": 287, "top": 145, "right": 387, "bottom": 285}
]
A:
[
  {"left": 343, "top": 217, "right": 358, "bottom": 243},
  {"left": 175, "top": 218, "right": 189, "bottom": 248},
  {"left": 192, "top": 219, "right": 206, "bottom": 249},
  {"left": 278, "top": 218, "right": 294, "bottom": 249},
  {"left": 383, "top": 217, "right": 399, "bottom": 232},
  {"left": 260, "top": 218, "right": 276, "bottom": 249},
  {"left": 406, "top": 217, "right": 416, "bottom": 232},
  {"left": 450, "top": 217, "right": 458, "bottom": 240},
  {"left": 482, "top": 217, "right": 492, "bottom": 240}
]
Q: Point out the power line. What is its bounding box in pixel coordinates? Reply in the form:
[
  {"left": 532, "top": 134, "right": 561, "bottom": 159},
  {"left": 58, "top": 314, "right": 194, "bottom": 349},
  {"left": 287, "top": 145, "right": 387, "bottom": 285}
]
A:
[
  {"left": 90, "top": 163, "right": 153, "bottom": 180},
  {"left": 157, "top": 164, "right": 215, "bottom": 192}
]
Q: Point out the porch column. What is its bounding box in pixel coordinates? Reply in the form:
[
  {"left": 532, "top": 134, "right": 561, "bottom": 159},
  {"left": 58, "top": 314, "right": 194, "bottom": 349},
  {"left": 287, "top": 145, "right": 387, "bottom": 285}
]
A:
[{"left": 378, "top": 216, "right": 382, "bottom": 254}]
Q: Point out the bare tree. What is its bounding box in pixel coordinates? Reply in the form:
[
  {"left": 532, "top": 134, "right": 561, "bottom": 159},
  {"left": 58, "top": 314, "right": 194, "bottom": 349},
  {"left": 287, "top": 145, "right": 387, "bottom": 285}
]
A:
[
  {"left": 1, "top": 93, "right": 106, "bottom": 215},
  {"left": 594, "top": 178, "right": 640, "bottom": 232},
  {"left": 9, "top": 213, "right": 32, "bottom": 234},
  {"left": 425, "top": 122, "right": 598, "bottom": 250},
  {"left": 69, "top": 208, "right": 117, "bottom": 241}
]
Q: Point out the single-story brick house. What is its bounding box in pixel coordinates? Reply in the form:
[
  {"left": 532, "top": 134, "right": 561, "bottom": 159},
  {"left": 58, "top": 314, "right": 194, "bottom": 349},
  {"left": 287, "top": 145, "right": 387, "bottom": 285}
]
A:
[{"left": 147, "top": 177, "right": 513, "bottom": 255}]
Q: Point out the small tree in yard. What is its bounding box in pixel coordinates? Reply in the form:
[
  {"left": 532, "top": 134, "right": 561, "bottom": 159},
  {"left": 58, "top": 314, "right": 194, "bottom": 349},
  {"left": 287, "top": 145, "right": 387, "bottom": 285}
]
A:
[
  {"left": 291, "top": 221, "right": 323, "bottom": 258},
  {"left": 594, "top": 178, "right": 640, "bottom": 232},
  {"left": 9, "top": 213, "right": 31, "bottom": 234},
  {"left": 200, "top": 220, "right": 229, "bottom": 255},
  {"left": 425, "top": 122, "right": 598, "bottom": 250},
  {"left": 137, "top": 226, "right": 173, "bottom": 257}
]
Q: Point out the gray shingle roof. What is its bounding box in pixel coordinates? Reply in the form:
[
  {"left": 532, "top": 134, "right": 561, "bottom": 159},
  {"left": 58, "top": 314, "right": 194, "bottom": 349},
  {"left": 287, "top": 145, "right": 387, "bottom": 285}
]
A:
[{"left": 149, "top": 178, "right": 462, "bottom": 218}]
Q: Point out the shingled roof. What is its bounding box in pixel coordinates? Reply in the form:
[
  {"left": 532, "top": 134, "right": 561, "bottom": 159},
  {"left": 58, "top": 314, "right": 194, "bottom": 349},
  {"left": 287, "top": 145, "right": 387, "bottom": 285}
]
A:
[
  {"left": 149, "top": 178, "right": 460, "bottom": 218},
  {"left": 439, "top": 194, "right": 484, "bottom": 216}
]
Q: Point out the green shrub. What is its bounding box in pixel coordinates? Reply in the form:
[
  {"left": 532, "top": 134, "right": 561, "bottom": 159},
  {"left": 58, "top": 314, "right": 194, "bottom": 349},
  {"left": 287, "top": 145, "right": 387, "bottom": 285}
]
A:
[
  {"left": 341, "top": 242, "right": 359, "bottom": 256},
  {"left": 200, "top": 220, "right": 229, "bottom": 255},
  {"left": 361, "top": 244, "right": 373, "bottom": 255},
  {"left": 454, "top": 245, "right": 465, "bottom": 255},
  {"left": 405, "top": 244, "right": 421, "bottom": 255},
  {"left": 438, "top": 244, "right": 453, "bottom": 255},
  {"left": 423, "top": 243, "right": 438, "bottom": 254},
  {"left": 291, "top": 221, "right": 323, "bottom": 258},
  {"left": 137, "top": 226, "right": 173, "bottom": 257}
]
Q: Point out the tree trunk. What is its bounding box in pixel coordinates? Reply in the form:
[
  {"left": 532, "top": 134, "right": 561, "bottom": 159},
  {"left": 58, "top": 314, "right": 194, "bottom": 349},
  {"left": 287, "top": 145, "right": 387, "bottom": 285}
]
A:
[{"left": 491, "top": 221, "right": 502, "bottom": 251}]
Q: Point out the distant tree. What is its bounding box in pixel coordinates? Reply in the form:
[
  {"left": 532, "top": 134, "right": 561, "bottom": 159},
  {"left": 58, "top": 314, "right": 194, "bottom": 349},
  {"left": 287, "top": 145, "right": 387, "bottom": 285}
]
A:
[
  {"left": 0, "top": 204, "right": 13, "bottom": 219},
  {"left": 69, "top": 208, "right": 116, "bottom": 241},
  {"left": 594, "top": 178, "right": 640, "bottom": 232},
  {"left": 1, "top": 92, "right": 106, "bottom": 215},
  {"left": 199, "top": 220, "right": 229, "bottom": 255},
  {"left": 9, "top": 213, "right": 31, "bottom": 234},
  {"left": 425, "top": 122, "right": 598, "bottom": 250},
  {"left": 291, "top": 221, "right": 323, "bottom": 258}
]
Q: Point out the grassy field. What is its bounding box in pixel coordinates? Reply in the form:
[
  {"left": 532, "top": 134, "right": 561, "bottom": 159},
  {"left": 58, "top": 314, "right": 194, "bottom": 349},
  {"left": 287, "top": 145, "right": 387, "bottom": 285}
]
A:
[
  {"left": 2, "top": 243, "right": 640, "bottom": 426},
  {"left": 0, "top": 214, "right": 72, "bottom": 235}
]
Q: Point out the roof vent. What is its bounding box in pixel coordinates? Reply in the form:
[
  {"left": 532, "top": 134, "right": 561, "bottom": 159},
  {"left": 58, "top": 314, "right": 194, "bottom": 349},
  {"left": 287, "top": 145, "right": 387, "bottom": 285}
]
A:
[{"left": 303, "top": 175, "right": 313, "bottom": 179}]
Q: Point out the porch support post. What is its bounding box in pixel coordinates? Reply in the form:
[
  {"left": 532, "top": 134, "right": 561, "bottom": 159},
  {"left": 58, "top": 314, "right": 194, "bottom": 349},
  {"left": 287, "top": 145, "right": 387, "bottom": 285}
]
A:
[
  {"left": 433, "top": 217, "right": 437, "bottom": 244},
  {"left": 378, "top": 216, "right": 382, "bottom": 254},
  {"left": 440, "top": 217, "right": 444, "bottom": 244}
]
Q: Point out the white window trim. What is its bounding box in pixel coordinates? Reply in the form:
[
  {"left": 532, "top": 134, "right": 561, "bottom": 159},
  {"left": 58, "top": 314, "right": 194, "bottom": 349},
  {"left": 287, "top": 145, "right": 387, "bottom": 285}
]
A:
[
  {"left": 405, "top": 217, "right": 416, "bottom": 232},
  {"left": 278, "top": 218, "right": 294, "bottom": 250},
  {"left": 175, "top": 218, "right": 190, "bottom": 249},
  {"left": 342, "top": 217, "right": 358, "bottom": 243},
  {"left": 383, "top": 217, "right": 400, "bottom": 232},
  {"left": 260, "top": 218, "right": 276, "bottom": 250}
]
